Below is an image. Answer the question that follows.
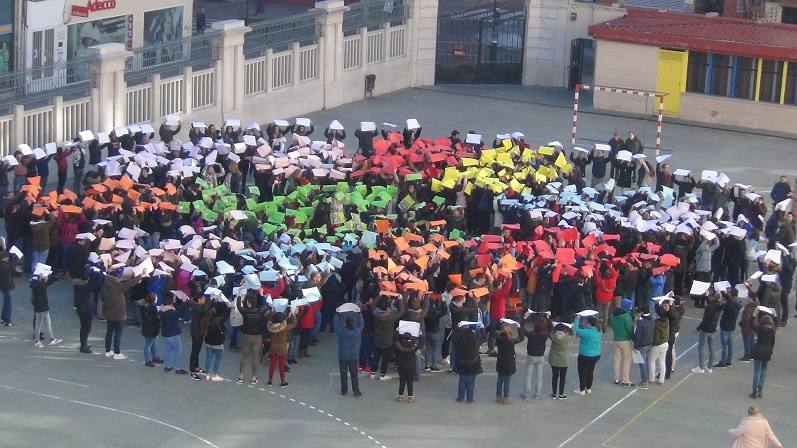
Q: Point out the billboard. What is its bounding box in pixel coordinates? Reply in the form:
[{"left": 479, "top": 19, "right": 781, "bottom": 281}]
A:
[
  {"left": 143, "top": 6, "right": 183, "bottom": 46},
  {"left": 66, "top": 14, "right": 133, "bottom": 60}
]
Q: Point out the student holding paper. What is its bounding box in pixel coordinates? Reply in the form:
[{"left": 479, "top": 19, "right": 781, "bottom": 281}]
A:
[
  {"left": 520, "top": 312, "right": 551, "bottom": 400},
  {"left": 716, "top": 290, "right": 742, "bottom": 368},
  {"left": 371, "top": 294, "right": 406, "bottom": 380},
  {"left": 30, "top": 268, "right": 61, "bottom": 348},
  {"left": 573, "top": 312, "right": 601, "bottom": 395},
  {"left": 202, "top": 302, "right": 230, "bottom": 381},
  {"left": 159, "top": 294, "right": 189, "bottom": 375},
  {"left": 334, "top": 311, "right": 364, "bottom": 396},
  {"left": 100, "top": 270, "right": 143, "bottom": 360},
  {"left": 692, "top": 292, "right": 723, "bottom": 374},
  {"left": 648, "top": 302, "right": 670, "bottom": 384},
  {"left": 74, "top": 268, "right": 103, "bottom": 354},
  {"left": 750, "top": 311, "right": 778, "bottom": 399},
  {"left": 267, "top": 311, "right": 298, "bottom": 387},
  {"left": 548, "top": 322, "right": 573, "bottom": 399},
  {"left": 138, "top": 294, "right": 162, "bottom": 367},
  {"left": 395, "top": 330, "right": 422, "bottom": 403},
  {"left": 237, "top": 291, "right": 269, "bottom": 384},
  {"left": 739, "top": 295, "right": 759, "bottom": 362},
  {"left": 452, "top": 323, "right": 483, "bottom": 403},
  {"left": 495, "top": 322, "right": 524, "bottom": 404},
  {"left": 0, "top": 247, "right": 15, "bottom": 326}
]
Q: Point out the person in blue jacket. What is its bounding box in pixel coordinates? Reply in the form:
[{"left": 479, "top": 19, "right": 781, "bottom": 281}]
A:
[
  {"left": 334, "top": 311, "right": 364, "bottom": 397},
  {"left": 573, "top": 313, "right": 602, "bottom": 395}
]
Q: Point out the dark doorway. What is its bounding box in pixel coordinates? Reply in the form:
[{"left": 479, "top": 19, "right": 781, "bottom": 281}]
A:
[
  {"left": 568, "top": 38, "right": 594, "bottom": 90},
  {"left": 435, "top": 7, "right": 526, "bottom": 84}
]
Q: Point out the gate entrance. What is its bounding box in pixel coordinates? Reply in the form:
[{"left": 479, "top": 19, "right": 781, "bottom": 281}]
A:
[{"left": 435, "top": 8, "right": 525, "bottom": 84}]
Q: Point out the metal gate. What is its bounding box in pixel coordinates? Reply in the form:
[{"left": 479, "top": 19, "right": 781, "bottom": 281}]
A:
[{"left": 435, "top": 8, "right": 526, "bottom": 84}]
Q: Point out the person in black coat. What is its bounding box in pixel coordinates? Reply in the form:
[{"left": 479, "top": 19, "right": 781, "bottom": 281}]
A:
[
  {"left": 495, "top": 323, "right": 524, "bottom": 404},
  {"left": 402, "top": 126, "right": 421, "bottom": 149},
  {"left": 74, "top": 266, "right": 103, "bottom": 353},
  {"left": 716, "top": 291, "right": 742, "bottom": 368},
  {"left": 31, "top": 272, "right": 61, "bottom": 347},
  {"left": 424, "top": 298, "right": 447, "bottom": 371},
  {"left": 452, "top": 323, "right": 483, "bottom": 403},
  {"left": 751, "top": 312, "right": 777, "bottom": 399},
  {"left": 323, "top": 127, "right": 346, "bottom": 145},
  {"left": 395, "top": 331, "right": 422, "bottom": 402},
  {"left": 189, "top": 295, "right": 211, "bottom": 379},
  {"left": 0, "top": 250, "right": 16, "bottom": 326},
  {"left": 139, "top": 293, "right": 163, "bottom": 367},
  {"left": 354, "top": 127, "right": 378, "bottom": 157}
]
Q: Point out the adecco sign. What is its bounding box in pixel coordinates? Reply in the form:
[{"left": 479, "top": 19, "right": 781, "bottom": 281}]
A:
[{"left": 71, "top": 0, "right": 118, "bottom": 17}]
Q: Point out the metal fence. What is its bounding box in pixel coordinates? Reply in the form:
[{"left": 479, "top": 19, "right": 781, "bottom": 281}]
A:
[
  {"left": 343, "top": 0, "right": 409, "bottom": 36},
  {"left": 0, "top": 56, "right": 95, "bottom": 113},
  {"left": 125, "top": 32, "right": 220, "bottom": 86},
  {"left": 244, "top": 12, "right": 322, "bottom": 59}
]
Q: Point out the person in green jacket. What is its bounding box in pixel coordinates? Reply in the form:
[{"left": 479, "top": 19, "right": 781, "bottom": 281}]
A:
[
  {"left": 608, "top": 300, "right": 635, "bottom": 387},
  {"left": 548, "top": 322, "right": 573, "bottom": 399}
]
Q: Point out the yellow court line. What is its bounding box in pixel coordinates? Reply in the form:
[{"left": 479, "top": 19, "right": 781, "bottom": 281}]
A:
[{"left": 600, "top": 372, "right": 695, "bottom": 448}]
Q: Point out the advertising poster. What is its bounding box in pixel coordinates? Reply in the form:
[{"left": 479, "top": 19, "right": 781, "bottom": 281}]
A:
[
  {"left": 143, "top": 6, "right": 183, "bottom": 46},
  {"left": 67, "top": 14, "right": 132, "bottom": 60}
]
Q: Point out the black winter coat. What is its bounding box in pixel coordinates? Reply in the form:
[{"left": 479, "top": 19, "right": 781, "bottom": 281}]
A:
[
  {"left": 140, "top": 304, "right": 161, "bottom": 338},
  {"left": 0, "top": 258, "right": 14, "bottom": 292},
  {"left": 752, "top": 324, "right": 776, "bottom": 362},
  {"left": 496, "top": 332, "right": 524, "bottom": 375},
  {"left": 452, "top": 326, "right": 483, "bottom": 375}
]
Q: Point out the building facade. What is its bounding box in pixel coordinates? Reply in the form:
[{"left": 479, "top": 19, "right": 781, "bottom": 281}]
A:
[
  {"left": 590, "top": 8, "right": 797, "bottom": 134},
  {"left": 22, "top": 0, "right": 192, "bottom": 69}
]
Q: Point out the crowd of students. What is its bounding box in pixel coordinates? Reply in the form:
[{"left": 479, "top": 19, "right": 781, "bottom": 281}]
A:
[{"left": 0, "top": 116, "right": 795, "bottom": 412}]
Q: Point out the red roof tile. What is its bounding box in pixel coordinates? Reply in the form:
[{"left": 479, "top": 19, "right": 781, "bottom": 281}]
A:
[{"left": 589, "top": 8, "right": 797, "bottom": 61}]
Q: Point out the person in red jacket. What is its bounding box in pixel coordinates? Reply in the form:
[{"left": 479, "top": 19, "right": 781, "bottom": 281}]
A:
[
  {"left": 594, "top": 261, "right": 618, "bottom": 328},
  {"left": 488, "top": 276, "right": 512, "bottom": 356}
]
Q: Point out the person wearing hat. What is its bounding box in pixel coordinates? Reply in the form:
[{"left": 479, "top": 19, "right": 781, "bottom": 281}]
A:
[
  {"left": 30, "top": 269, "right": 61, "bottom": 348},
  {"left": 750, "top": 310, "right": 778, "bottom": 399},
  {"left": 729, "top": 405, "right": 783, "bottom": 448}
]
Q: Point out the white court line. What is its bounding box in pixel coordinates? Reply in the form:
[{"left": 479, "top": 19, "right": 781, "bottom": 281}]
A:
[
  {"left": 555, "top": 341, "right": 699, "bottom": 448},
  {"left": 47, "top": 377, "right": 90, "bottom": 388},
  {"left": 0, "top": 384, "right": 219, "bottom": 448}
]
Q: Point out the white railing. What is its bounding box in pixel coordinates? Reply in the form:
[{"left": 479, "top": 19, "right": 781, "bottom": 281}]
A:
[
  {"left": 389, "top": 25, "right": 407, "bottom": 59},
  {"left": 299, "top": 45, "right": 319, "bottom": 82},
  {"left": 62, "top": 98, "right": 91, "bottom": 141},
  {"left": 5, "top": 15, "right": 424, "bottom": 151},
  {"left": 23, "top": 105, "right": 54, "bottom": 149},
  {"left": 127, "top": 83, "right": 153, "bottom": 124},
  {"left": 0, "top": 115, "right": 13, "bottom": 156},
  {"left": 343, "top": 35, "right": 362, "bottom": 70},
  {"left": 160, "top": 76, "right": 184, "bottom": 116},
  {"left": 366, "top": 30, "right": 385, "bottom": 64},
  {"left": 272, "top": 50, "right": 293, "bottom": 90},
  {"left": 244, "top": 57, "right": 267, "bottom": 96},
  {"left": 192, "top": 68, "right": 216, "bottom": 110}
]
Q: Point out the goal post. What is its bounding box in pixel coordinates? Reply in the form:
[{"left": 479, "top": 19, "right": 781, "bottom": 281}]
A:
[{"left": 571, "top": 84, "right": 666, "bottom": 155}]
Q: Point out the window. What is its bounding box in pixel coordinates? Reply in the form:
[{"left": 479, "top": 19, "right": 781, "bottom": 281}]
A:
[
  {"left": 784, "top": 62, "right": 797, "bottom": 105},
  {"left": 733, "top": 56, "right": 756, "bottom": 100},
  {"left": 710, "top": 54, "right": 732, "bottom": 96},
  {"left": 686, "top": 51, "right": 708, "bottom": 93},
  {"left": 758, "top": 59, "right": 784, "bottom": 103}
]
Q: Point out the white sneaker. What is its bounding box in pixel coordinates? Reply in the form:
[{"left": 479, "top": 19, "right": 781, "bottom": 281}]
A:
[
  {"left": 705, "top": 368, "right": 713, "bottom": 374},
  {"left": 691, "top": 367, "right": 705, "bottom": 374},
  {"left": 211, "top": 375, "right": 223, "bottom": 382},
  {"left": 586, "top": 389, "right": 592, "bottom": 395},
  {"left": 573, "top": 389, "right": 586, "bottom": 396},
  {"left": 105, "top": 351, "right": 114, "bottom": 357},
  {"left": 34, "top": 341, "right": 44, "bottom": 348},
  {"left": 369, "top": 373, "right": 376, "bottom": 380},
  {"left": 379, "top": 375, "right": 392, "bottom": 381},
  {"left": 48, "top": 339, "right": 62, "bottom": 346},
  {"left": 113, "top": 353, "right": 128, "bottom": 360}
]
